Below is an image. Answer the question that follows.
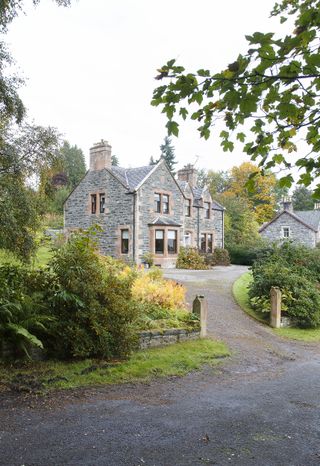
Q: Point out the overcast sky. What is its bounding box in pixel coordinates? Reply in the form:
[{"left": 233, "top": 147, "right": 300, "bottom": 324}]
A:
[{"left": 6, "top": 0, "right": 284, "bottom": 170}]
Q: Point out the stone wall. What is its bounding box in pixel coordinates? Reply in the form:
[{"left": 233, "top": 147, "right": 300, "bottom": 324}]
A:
[
  {"left": 213, "top": 210, "right": 224, "bottom": 248},
  {"left": 139, "top": 328, "right": 200, "bottom": 349},
  {"left": 260, "top": 211, "right": 316, "bottom": 248},
  {"left": 138, "top": 162, "right": 184, "bottom": 267},
  {"left": 64, "top": 169, "right": 134, "bottom": 258}
]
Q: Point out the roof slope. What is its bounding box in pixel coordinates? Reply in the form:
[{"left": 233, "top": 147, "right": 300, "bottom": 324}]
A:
[
  {"left": 110, "top": 165, "right": 155, "bottom": 191},
  {"left": 259, "top": 209, "right": 320, "bottom": 233},
  {"left": 294, "top": 211, "right": 320, "bottom": 231}
]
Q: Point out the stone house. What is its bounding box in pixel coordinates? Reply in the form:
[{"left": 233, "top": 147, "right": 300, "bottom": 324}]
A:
[
  {"left": 259, "top": 197, "right": 320, "bottom": 248},
  {"left": 64, "top": 140, "right": 225, "bottom": 267}
]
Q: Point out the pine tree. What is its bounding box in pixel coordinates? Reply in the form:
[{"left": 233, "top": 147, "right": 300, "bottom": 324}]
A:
[
  {"left": 160, "top": 136, "right": 177, "bottom": 172},
  {"left": 111, "top": 154, "right": 119, "bottom": 166}
]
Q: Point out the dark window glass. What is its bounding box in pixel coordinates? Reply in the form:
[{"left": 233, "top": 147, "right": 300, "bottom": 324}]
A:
[
  {"left": 200, "top": 233, "right": 206, "bottom": 253},
  {"left": 91, "top": 194, "right": 97, "bottom": 214},
  {"left": 207, "top": 234, "right": 213, "bottom": 253},
  {"left": 168, "top": 230, "right": 177, "bottom": 254},
  {"left": 154, "top": 193, "right": 161, "bottom": 213},
  {"left": 155, "top": 230, "right": 164, "bottom": 254},
  {"left": 121, "top": 229, "right": 129, "bottom": 254},
  {"left": 163, "top": 194, "right": 169, "bottom": 214},
  {"left": 99, "top": 193, "right": 105, "bottom": 213},
  {"left": 186, "top": 199, "right": 191, "bottom": 217},
  {"left": 204, "top": 202, "right": 210, "bottom": 219}
]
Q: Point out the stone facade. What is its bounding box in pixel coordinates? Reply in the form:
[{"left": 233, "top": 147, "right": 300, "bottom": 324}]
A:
[
  {"left": 260, "top": 199, "right": 320, "bottom": 248},
  {"left": 64, "top": 141, "right": 225, "bottom": 267}
]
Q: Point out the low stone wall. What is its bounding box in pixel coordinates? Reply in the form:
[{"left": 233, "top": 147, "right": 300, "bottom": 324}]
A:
[{"left": 139, "top": 328, "right": 200, "bottom": 349}]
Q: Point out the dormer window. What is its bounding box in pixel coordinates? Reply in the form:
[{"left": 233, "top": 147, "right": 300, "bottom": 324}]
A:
[
  {"left": 91, "top": 194, "right": 97, "bottom": 214},
  {"left": 185, "top": 199, "right": 191, "bottom": 217},
  {"left": 204, "top": 202, "right": 211, "bottom": 219}
]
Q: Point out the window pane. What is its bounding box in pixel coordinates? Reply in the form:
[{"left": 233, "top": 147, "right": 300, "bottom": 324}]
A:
[
  {"left": 168, "top": 230, "right": 177, "bottom": 254},
  {"left": 156, "top": 230, "right": 164, "bottom": 239},
  {"left": 99, "top": 193, "right": 105, "bottom": 213},
  {"left": 121, "top": 230, "right": 129, "bottom": 253},
  {"left": 200, "top": 233, "right": 206, "bottom": 252},
  {"left": 163, "top": 195, "right": 169, "bottom": 214},
  {"left": 283, "top": 227, "right": 290, "bottom": 238},
  {"left": 204, "top": 202, "right": 210, "bottom": 219},
  {"left": 154, "top": 193, "right": 161, "bottom": 213},
  {"left": 185, "top": 199, "right": 191, "bottom": 217},
  {"left": 207, "top": 234, "right": 213, "bottom": 252},
  {"left": 91, "top": 194, "right": 97, "bottom": 214}
]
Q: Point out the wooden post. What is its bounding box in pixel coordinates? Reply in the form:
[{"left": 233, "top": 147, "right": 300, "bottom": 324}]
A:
[
  {"left": 193, "top": 295, "right": 208, "bottom": 338},
  {"left": 270, "top": 286, "right": 281, "bottom": 328}
]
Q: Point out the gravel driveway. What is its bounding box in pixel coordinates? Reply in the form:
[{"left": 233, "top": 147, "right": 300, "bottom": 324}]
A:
[{"left": 1, "top": 266, "right": 320, "bottom": 466}]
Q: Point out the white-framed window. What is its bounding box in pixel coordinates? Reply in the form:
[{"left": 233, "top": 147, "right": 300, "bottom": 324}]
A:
[{"left": 282, "top": 226, "right": 290, "bottom": 238}]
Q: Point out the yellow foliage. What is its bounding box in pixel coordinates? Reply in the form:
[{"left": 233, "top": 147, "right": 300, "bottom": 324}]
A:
[{"left": 132, "top": 270, "right": 186, "bottom": 310}]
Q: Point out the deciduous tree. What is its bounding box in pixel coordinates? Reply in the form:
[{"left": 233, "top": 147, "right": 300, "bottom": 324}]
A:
[{"left": 152, "top": 0, "right": 320, "bottom": 194}]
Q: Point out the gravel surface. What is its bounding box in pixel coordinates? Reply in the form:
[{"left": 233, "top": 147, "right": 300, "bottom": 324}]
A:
[{"left": 1, "top": 265, "right": 320, "bottom": 466}]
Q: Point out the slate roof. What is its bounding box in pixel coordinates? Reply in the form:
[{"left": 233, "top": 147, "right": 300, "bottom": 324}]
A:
[
  {"left": 177, "top": 180, "right": 188, "bottom": 191},
  {"left": 110, "top": 165, "right": 155, "bottom": 191},
  {"left": 192, "top": 186, "right": 203, "bottom": 200},
  {"left": 211, "top": 200, "right": 225, "bottom": 211},
  {"left": 259, "top": 209, "right": 320, "bottom": 233},
  {"left": 294, "top": 211, "right": 320, "bottom": 231},
  {"left": 148, "top": 216, "right": 182, "bottom": 227}
]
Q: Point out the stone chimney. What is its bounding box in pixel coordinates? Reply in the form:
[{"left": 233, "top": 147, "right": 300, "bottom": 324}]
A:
[
  {"left": 89, "top": 140, "right": 112, "bottom": 171},
  {"left": 177, "top": 164, "right": 198, "bottom": 187},
  {"left": 282, "top": 196, "right": 293, "bottom": 212}
]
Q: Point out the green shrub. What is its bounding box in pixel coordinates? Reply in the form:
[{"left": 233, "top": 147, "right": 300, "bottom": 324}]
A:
[
  {"left": 47, "top": 229, "right": 140, "bottom": 359},
  {"left": 249, "top": 250, "right": 320, "bottom": 328},
  {"left": 204, "top": 248, "right": 230, "bottom": 266},
  {"left": 227, "top": 244, "right": 273, "bottom": 266},
  {"left": 176, "top": 247, "right": 208, "bottom": 270}
]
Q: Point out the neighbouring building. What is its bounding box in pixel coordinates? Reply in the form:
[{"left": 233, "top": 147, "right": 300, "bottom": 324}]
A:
[
  {"left": 64, "top": 140, "right": 225, "bottom": 267},
  {"left": 259, "top": 196, "right": 320, "bottom": 248}
]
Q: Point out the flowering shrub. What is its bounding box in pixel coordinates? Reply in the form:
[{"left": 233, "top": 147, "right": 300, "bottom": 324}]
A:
[{"left": 132, "top": 268, "right": 186, "bottom": 310}]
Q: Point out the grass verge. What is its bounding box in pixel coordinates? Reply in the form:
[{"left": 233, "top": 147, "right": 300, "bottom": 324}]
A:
[
  {"left": 233, "top": 272, "right": 320, "bottom": 342},
  {"left": 232, "top": 272, "right": 267, "bottom": 324},
  {"left": 0, "top": 339, "right": 229, "bottom": 394}
]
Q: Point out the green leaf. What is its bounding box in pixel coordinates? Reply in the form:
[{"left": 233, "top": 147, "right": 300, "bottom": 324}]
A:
[
  {"left": 239, "top": 95, "right": 258, "bottom": 114},
  {"left": 166, "top": 120, "right": 179, "bottom": 137},
  {"left": 197, "top": 69, "right": 210, "bottom": 77},
  {"left": 7, "top": 323, "right": 44, "bottom": 349},
  {"left": 236, "top": 132, "right": 246, "bottom": 142},
  {"left": 306, "top": 54, "right": 320, "bottom": 68},
  {"left": 179, "top": 108, "right": 188, "bottom": 120},
  {"left": 278, "top": 175, "right": 294, "bottom": 189}
]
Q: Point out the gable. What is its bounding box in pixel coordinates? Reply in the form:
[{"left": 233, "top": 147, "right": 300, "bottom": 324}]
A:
[{"left": 259, "top": 210, "right": 317, "bottom": 233}]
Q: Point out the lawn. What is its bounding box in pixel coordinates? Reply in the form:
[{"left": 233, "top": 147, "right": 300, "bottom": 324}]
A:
[
  {"left": 0, "top": 339, "right": 230, "bottom": 394},
  {"left": 0, "top": 245, "right": 53, "bottom": 267},
  {"left": 233, "top": 272, "right": 320, "bottom": 342}
]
